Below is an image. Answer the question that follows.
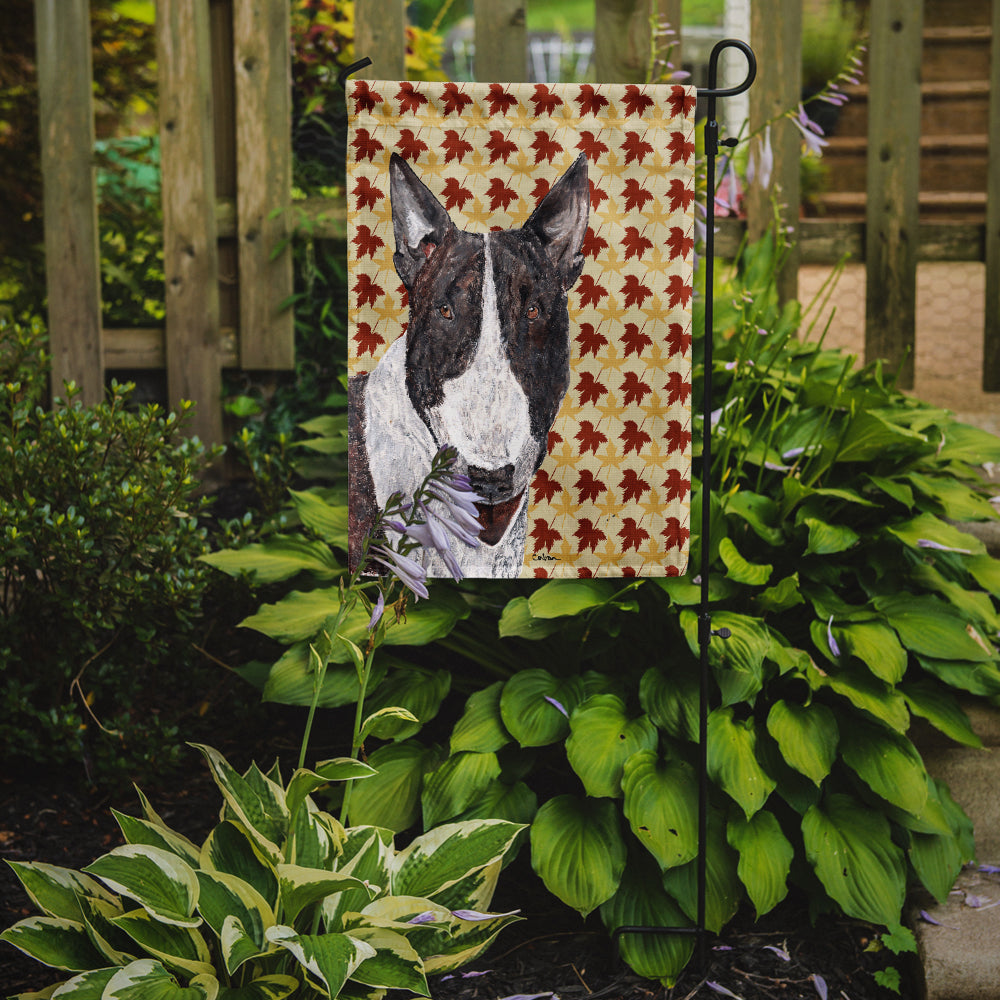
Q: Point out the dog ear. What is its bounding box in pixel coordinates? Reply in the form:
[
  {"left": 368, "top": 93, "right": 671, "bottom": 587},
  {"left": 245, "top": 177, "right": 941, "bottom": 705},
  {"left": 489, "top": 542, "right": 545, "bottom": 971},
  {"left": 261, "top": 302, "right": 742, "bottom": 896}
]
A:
[
  {"left": 524, "top": 153, "right": 590, "bottom": 290},
  {"left": 389, "top": 152, "right": 454, "bottom": 290}
]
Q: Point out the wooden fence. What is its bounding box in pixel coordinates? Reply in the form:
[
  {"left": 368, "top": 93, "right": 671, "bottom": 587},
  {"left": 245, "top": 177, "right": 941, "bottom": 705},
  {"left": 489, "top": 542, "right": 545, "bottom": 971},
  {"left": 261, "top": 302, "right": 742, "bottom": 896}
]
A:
[{"left": 33, "top": 0, "right": 1000, "bottom": 445}]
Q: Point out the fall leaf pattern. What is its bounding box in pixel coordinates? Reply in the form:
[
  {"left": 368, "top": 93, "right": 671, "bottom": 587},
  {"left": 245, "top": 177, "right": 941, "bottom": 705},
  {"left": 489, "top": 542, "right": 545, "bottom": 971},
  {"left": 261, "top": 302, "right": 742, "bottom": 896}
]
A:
[{"left": 348, "top": 80, "right": 695, "bottom": 577}]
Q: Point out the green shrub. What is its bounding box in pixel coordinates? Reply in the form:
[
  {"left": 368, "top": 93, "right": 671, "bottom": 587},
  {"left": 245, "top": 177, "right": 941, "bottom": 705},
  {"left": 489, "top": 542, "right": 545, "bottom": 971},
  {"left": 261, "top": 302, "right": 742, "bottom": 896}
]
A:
[{"left": 0, "top": 317, "right": 219, "bottom": 783}]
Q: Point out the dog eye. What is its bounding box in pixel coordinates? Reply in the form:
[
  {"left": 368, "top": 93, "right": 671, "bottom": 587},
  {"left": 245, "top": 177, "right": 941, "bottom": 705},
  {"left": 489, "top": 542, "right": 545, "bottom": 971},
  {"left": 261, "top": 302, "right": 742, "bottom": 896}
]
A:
[
  {"left": 526, "top": 304, "right": 539, "bottom": 320},
  {"left": 438, "top": 304, "right": 453, "bottom": 319}
]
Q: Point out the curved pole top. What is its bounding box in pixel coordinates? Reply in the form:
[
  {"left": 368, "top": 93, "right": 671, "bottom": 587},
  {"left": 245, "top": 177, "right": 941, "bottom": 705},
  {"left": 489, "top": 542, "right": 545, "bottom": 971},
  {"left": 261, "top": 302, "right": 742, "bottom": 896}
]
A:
[{"left": 698, "top": 39, "right": 756, "bottom": 99}]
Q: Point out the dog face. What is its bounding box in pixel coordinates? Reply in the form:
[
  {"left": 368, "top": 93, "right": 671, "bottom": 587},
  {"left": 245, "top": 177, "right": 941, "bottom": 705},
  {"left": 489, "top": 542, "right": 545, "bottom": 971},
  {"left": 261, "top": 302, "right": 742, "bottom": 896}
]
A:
[{"left": 388, "top": 152, "right": 589, "bottom": 544}]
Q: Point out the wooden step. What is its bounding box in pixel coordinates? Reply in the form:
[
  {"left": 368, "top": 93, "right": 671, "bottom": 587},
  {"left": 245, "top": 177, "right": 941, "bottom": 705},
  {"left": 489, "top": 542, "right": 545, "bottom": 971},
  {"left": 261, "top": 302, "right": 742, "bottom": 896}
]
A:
[
  {"left": 833, "top": 80, "right": 991, "bottom": 138},
  {"left": 922, "top": 0, "right": 992, "bottom": 28},
  {"left": 813, "top": 190, "right": 987, "bottom": 222},
  {"left": 922, "top": 25, "right": 993, "bottom": 83}
]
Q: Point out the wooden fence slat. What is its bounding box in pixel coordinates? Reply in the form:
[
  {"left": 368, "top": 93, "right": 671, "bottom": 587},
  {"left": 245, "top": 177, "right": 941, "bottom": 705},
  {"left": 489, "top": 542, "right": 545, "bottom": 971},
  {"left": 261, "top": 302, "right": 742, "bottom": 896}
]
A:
[
  {"left": 233, "top": 0, "right": 294, "bottom": 369},
  {"left": 354, "top": 0, "right": 406, "bottom": 80},
  {"left": 157, "top": 0, "right": 223, "bottom": 445},
  {"left": 474, "top": 0, "right": 527, "bottom": 82},
  {"left": 864, "top": 0, "right": 923, "bottom": 390},
  {"left": 593, "top": 0, "right": 655, "bottom": 83},
  {"left": 656, "top": 0, "right": 683, "bottom": 79},
  {"left": 34, "top": 0, "right": 103, "bottom": 405},
  {"left": 983, "top": 0, "right": 1000, "bottom": 389},
  {"left": 746, "top": 0, "right": 802, "bottom": 305}
]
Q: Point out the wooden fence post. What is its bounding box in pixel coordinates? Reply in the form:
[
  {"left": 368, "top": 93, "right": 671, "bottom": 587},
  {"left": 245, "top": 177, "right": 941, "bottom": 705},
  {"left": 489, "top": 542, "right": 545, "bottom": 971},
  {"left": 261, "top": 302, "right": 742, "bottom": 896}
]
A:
[
  {"left": 34, "top": 0, "right": 104, "bottom": 405},
  {"left": 474, "top": 0, "right": 527, "bottom": 82},
  {"left": 746, "top": 0, "right": 801, "bottom": 306},
  {"left": 233, "top": 0, "right": 294, "bottom": 370},
  {"left": 157, "top": 0, "right": 223, "bottom": 445},
  {"left": 354, "top": 0, "right": 406, "bottom": 80},
  {"left": 864, "top": 0, "right": 923, "bottom": 389},
  {"left": 983, "top": 0, "right": 1000, "bottom": 390},
  {"left": 594, "top": 0, "right": 654, "bottom": 83}
]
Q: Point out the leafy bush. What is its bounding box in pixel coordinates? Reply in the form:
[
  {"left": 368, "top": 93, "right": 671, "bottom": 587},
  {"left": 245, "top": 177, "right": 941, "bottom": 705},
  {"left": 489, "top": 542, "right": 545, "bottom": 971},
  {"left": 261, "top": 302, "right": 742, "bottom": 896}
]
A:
[
  {"left": 1, "top": 743, "right": 523, "bottom": 998},
  {"left": 0, "top": 317, "right": 219, "bottom": 783}
]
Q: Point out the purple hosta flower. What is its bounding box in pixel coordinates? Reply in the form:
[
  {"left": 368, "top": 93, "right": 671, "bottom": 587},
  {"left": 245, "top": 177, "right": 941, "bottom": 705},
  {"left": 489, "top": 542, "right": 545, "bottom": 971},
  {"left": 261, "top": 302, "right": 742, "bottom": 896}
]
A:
[
  {"left": 451, "top": 908, "right": 521, "bottom": 921},
  {"left": 544, "top": 695, "right": 569, "bottom": 718},
  {"left": 812, "top": 974, "right": 828, "bottom": 1000},
  {"left": 763, "top": 944, "right": 791, "bottom": 962},
  {"left": 707, "top": 982, "right": 742, "bottom": 999},
  {"left": 827, "top": 615, "right": 841, "bottom": 658},
  {"left": 440, "top": 970, "right": 493, "bottom": 982},
  {"left": 715, "top": 156, "right": 742, "bottom": 215},
  {"left": 979, "top": 864, "right": 1000, "bottom": 874},
  {"left": 367, "top": 590, "right": 385, "bottom": 631},
  {"left": 407, "top": 911, "right": 438, "bottom": 925},
  {"left": 747, "top": 125, "right": 774, "bottom": 191},
  {"left": 791, "top": 104, "right": 829, "bottom": 157},
  {"left": 370, "top": 544, "right": 429, "bottom": 600},
  {"left": 917, "top": 538, "right": 973, "bottom": 555}
]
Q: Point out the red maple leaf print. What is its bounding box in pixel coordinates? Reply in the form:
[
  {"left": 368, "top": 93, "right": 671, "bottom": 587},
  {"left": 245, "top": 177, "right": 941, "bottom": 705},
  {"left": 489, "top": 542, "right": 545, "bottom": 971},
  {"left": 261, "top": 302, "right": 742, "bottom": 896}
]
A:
[
  {"left": 531, "top": 518, "right": 562, "bottom": 553},
  {"left": 575, "top": 518, "right": 607, "bottom": 553},
  {"left": 576, "top": 84, "right": 609, "bottom": 116},
  {"left": 442, "top": 129, "right": 474, "bottom": 163},
  {"left": 531, "top": 131, "right": 562, "bottom": 164},
  {"left": 534, "top": 567, "right": 549, "bottom": 579},
  {"left": 396, "top": 128, "right": 428, "bottom": 162},
  {"left": 353, "top": 321, "right": 383, "bottom": 357},
  {"left": 577, "top": 274, "right": 608, "bottom": 308},
  {"left": 663, "top": 468, "right": 691, "bottom": 502},
  {"left": 532, "top": 468, "right": 562, "bottom": 504},
  {"left": 441, "top": 82, "right": 472, "bottom": 115},
  {"left": 531, "top": 84, "right": 563, "bottom": 116},
  {"left": 581, "top": 227, "right": 609, "bottom": 259},
  {"left": 577, "top": 371, "right": 608, "bottom": 406},
  {"left": 664, "top": 419, "right": 692, "bottom": 454},
  {"left": 352, "top": 81, "right": 382, "bottom": 114},
  {"left": 576, "top": 469, "right": 607, "bottom": 504},
  {"left": 578, "top": 567, "right": 594, "bottom": 579},
  {"left": 487, "top": 130, "right": 518, "bottom": 164},
  {"left": 621, "top": 274, "right": 653, "bottom": 309},
  {"left": 623, "top": 178, "right": 653, "bottom": 212},
  {"left": 575, "top": 420, "right": 608, "bottom": 454},
  {"left": 668, "top": 178, "right": 695, "bottom": 212},
  {"left": 588, "top": 180, "right": 609, "bottom": 212},
  {"left": 665, "top": 371, "right": 692, "bottom": 405},
  {"left": 621, "top": 322, "right": 652, "bottom": 357},
  {"left": 351, "top": 127, "right": 383, "bottom": 162},
  {"left": 486, "top": 83, "right": 518, "bottom": 115},
  {"left": 667, "top": 274, "right": 693, "bottom": 309},
  {"left": 532, "top": 178, "right": 551, "bottom": 203},
  {"left": 441, "top": 176, "right": 473, "bottom": 211},
  {"left": 662, "top": 516, "right": 690, "bottom": 550},
  {"left": 576, "top": 130, "right": 609, "bottom": 161},
  {"left": 668, "top": 131, "right": 695, "bottom": 165},
  {"left": 621, "top": 132, "right": 654, "bottom": 165},
  {"left": 353, "top": 273, "right": 384, "bottom": 309},
  {"left": 622, "top": 226, "right": 653, "bottom": 261},
  {"left": 619, "top": 516, "right": 650, "bottom": 551},
  {"left": 397, "top": 284, "right": 408, "bottom": 309},
  {"left": 667, "top": 226, "right": 695, "bottom": 260},
  {"left": 621, "top": 419, "right": 652, "bottom": 454},
  {"left": 620, "top": 469, "right": 651, "bottom": 503},
  {"left": 353, "top": 176, "right": 383, "bottom": 212},
  {"left": 623, "top": 84, "right": 654, "bottom": 117},
  {"left": 396, "top": 82, "right": 428, "bottom": 114},
  {"left": 487, "top": 177, "right": 518, "bottom": 212},
  {"left": 548, "top": 429, "right": 563, "bottom": 453},
  {"left": 620, "top": 370, "right": 652, "bottom": 406},
  {"left": 352, "top": 224, "right": 384, "bottom": 260},
  {"left": 576, "top": 322, "right": 608, "bottom": 357},
  {"left": 665, "top": 322, "right": 692, "bottom": 356},
  {"left": 669, "top": 85, "right": 697, "bottom": 118}
]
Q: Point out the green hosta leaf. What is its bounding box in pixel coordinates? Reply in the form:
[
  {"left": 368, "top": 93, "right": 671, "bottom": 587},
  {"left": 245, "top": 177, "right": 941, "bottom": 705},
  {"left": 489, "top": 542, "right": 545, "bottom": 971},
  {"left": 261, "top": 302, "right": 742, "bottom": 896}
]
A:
[
  {"left": 621, "top": 751, "right": 698, "bottom": 871},
  {"left": 756, "top": 573, "right": 804, "bottom": 614},
  {"left": 835, "top": 410, "right": 927, "bottom": 463},
  {"left": 910, "top": 562, "right": 1000, "bottom": 633},
  {"left": 916, "top": 655, "right": 1000, "bottom": 697},
  {"left": 288, "top": 489, "right": 349, "bottom": 545},
  {"left": 906, "top": 472, "right": 998, "bottom": 521},
  {"left": 200, "top": 535, "right": 341, "bottom": 584},
  {"left": 195, "top": 871, "right": 273, "bottom": 974},
  {"left": 967, "top": 553, "right": 1000, "bottom": 597},
  {"left": 0, "top": 916, "right": 107, "bottom": 971},
  {"left": 5, "top": 862, "right": 118, "bottom": 923},
  {"left": 565, "top": 695, "right": 657, "bottom": 798},
  {"left": 935, "top": 421, "right": 1000, "bottom": 464},
  {"left": 277, "top": 865, "right": 374, "bottom": 925},
  {"left": 718, "top": 537, "right": 772, "bottom": 585},
  {"left": 261, "top": 643, "right": 387, "bottom": 709},
  {"left": 599, "top": 853, "right": 694, "bottom": 987},
  {"left": 359, "top": 706, "right": 421, "bottom": 742},
  {"left": 200, "top": 822, "right": 278, "bottom": 910},
  {"left": 421, "top": 751, "right": 502, "bottom": 828},
  {"left": 112, "top": 812, "right": 201, "bottom": 868},
  {"left": 802, "top": 793, "right": 906, "bottom": 926},
  {"left": 839, "top": 718, "right": 928, "bottom": 816},
  {"left": 909, "top": 815, "right": 966, "bottom": 906},
  {"left": 835, "top": 621, "right": 907, "bottom": 684},
  {"left": 886, "top": 512, "right": 985, "bottom": 556},
  {"left": 806, "top": 660, "right": 910, "bottom": 732},
  {"left": 346, "top": 926, "right": 428, "bottom": 994},
  {"left": 393, "top": 820, "right": 523, "bottom": 900},
  {"left": 530, "top": 795, "right": 626, "bottom": 917},
  {"left": 347, "top": 740, "right": 442, "bottom": 832},
  {"left": 103, "top": 959, "right": 218, "bottom": 1000},
  {"left": 216, "top": 976, "right": 299, "bottom": 1000},
  {"left": 322, "top": 830, "right": 393, "bottom": 931},
  {"left": 497, "top": 597, "right": 565, "bottom": 639},
  {"left": 639, "top": 663, "right": 699, "bottom": 742},
  {"left": 362, "top": 667, "right": 451, "bottom": 740},
  {"left": 765, "top": 700, "right": 838, "bottom": 786},
  {"left": 527, "top": 579, "right": 617, "bottom": 618},
  {"left": 450, "top": 682, "right": 511, "bottom": 754},
  {"left": 901, "top": 680, "right": 982, "bottom": 748},
  {"left": 499, "top": 670, "right": 584, "bottom": 747},
  {"left": 874, "top": 594, "right": 995, "bottom": 662},
  {"left": 111, "top": 908, "right": 214, "bottom": 978},
  {"left": 83, "top": 846, "right": 200, "bottom": 928},
  {"left": 803, "top": 517, "right": 859, "bottom": 556},
  {"left": 727, "top": 811, "right": 793, "bottom": 918},
  {"left": 707, "top": 708, "right": 776, "bottom": 818},
  {"left": 681, "top": 610, "right": 770, "bottom": 706},
  {"left": 265, "top": 926, "right": 375, "bottom": 997},
  {"left": 285, "top": 759, "right": 376, "bottom": 822},
  {"left": 724, "top": 490, "right": 784, "bottom": 545},
  {"left": 453, "top": 779, "right": 538, "bottom": 827}
]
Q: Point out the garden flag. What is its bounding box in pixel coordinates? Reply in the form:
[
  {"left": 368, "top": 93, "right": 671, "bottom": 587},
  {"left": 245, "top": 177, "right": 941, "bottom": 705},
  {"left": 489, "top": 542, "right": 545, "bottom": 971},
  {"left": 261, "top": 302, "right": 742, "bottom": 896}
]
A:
[{"left": 347, "top": 79, "right": 697, "bottom": 579}]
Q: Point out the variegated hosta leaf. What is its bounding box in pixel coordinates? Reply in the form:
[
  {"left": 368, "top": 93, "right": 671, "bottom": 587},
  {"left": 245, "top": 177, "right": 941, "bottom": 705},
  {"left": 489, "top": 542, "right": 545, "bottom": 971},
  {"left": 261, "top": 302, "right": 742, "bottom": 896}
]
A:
[
  {"left": 345, "top": 926, "right": 429, "bottom": 995},
  {"left": 362, "top": 667, "right": 452, "bottom": 741},
  {"left": 347, "top": 740, "right": 442, "bottom": 832},
  {"left": 112, "top": 810, "right": 202, "bottom": 868},
  {"left": 391, "top": 820, "right": 524, "bottom": 901},
  {"left": 214, "top": 974, "right": 300, "bottom": 999},
  {"left": 450, "top": 681, "right": 511, "bottom": 754},
  {"left": 265, "top": 926, "right": 375, "bottom": 998},
  {"left": 200, "top": 822, "right": 278, "bottom": 910},
  {"left": 285, "top": 760, "right": 376, "bottom": 823},
  {"left": 726, "top": 810, "right": 793, "bottom": 918},
  {"left": 421, "top": 907, "right": 522, "bottom": 975},
  {"left": 0, "top": 916, "right": 107, "bottom": 972},
  {"left": 424, "top": 859, "right": 501, "bottom": 915},
  {"left": 288, "top": 802, "right": 343, "bottom": 870},
  {"left": 195, "top": 871, "right": 274, "bottom": 974},
  {"left": 83, "top": 846, "right": 200, "bottom": 928},
  {"left": 77, "top": 894, "right": 136, "bottom": 966},
  {"left": 499, "top": 669, "right": 585, "bottom": 747},
  {"left": 47, "top": 966, "right": 118, "bottom": 997},
  {"left": 110, "top": 908, "right": 214, "bottom": 979},
  {"left": 4, "top": 861, "right": 118, "bottom": 922},
  {"left": 219, "top": 915, "right": 270, "bottom": 980},
  {"left": 621, "top": 751, "right": 698, "bottom": 871},
  {"left": 323, "top": 829, "right": 393, "bottom": 931},
  {"left": 529, "top": 795, "right": 626, "bottom": 917},
  {"left": 276, "top": 864, "right": 375, "bottom": 925},
  {"left": 706, "top": 707, "right": 776, "bottom": 819},
  {"left": 765, "top": 700, "right": 838, "bottom": 786},
  {"left": 421, "top": 751, "right": 502, "bottom": 829},
  {"left": 102, "top": 958, "right": 218, "bottom": 999}
]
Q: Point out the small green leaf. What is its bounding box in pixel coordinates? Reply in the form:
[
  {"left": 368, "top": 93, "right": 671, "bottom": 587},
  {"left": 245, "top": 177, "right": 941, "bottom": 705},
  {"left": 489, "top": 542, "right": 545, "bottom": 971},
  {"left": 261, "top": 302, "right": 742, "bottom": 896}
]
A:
[
  {"left": 803, "top": 517, "right": 859, "bottom": 555},
  {"left": 727, "top": 811, "right": 793, "bottom": 917},
  {"left": 765, "top": 700, "right": 838, "bottom": 786},
  {"left": 288, "top": 489, "right": 349, "bottom": 545},
  {"left": 450, "top": 682, "right": 511, "bottom": 754},
  {"left": 527, "top": 579, "right": 617, "bottom": 618},
  {"left": 497, "top": 597, "right": 564, "bottom": 639},
  {"left": 719, "top": 537, "right": 772, "bottom": 585},
  {"left": 707, "top": 708, "right": 776, "bottom": 818},
  {"left": 200, "top": 536, "right": 341, "bottom": 584}
]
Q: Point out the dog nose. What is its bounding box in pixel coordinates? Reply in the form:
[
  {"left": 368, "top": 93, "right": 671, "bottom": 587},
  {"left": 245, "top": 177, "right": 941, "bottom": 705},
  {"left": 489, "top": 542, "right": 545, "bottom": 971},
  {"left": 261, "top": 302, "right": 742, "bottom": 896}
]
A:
[{"left": 467, "top": 464, "right": 516, "bottom": 503}]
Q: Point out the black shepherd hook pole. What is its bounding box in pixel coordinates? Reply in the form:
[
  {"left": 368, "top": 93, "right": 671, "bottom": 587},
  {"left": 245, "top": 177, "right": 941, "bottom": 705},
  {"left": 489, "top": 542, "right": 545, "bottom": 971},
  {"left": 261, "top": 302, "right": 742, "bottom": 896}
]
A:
[
  {"left": 337, "top": 56, "right": 373, "bottom": 90},
  {"left": 612, "top": 38, "right": 755, "bottom": 976}
]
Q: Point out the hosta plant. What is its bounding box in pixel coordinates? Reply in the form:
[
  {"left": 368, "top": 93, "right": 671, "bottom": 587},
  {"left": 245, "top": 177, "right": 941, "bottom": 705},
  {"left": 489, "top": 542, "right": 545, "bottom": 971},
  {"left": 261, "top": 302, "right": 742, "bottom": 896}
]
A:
[{"left": 1, "top": 744, "right": 523, "bottom": 999}]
